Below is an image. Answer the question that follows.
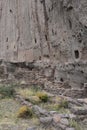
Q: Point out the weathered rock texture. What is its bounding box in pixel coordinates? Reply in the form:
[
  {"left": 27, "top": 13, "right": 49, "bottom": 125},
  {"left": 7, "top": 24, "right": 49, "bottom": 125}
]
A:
[
  {"left": 0, "top": 0, "right": 87, "bottom": 62},
  {"left": 0, "top": 0, "right": 87, "bottom": 91}
]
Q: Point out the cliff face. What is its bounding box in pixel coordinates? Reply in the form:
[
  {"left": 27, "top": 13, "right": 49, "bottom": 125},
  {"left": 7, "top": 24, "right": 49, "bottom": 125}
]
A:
[
  {"left": 0, "top": 0, "right": 87, "bottom": 62},
  {"left": 0, "top": 0, "right": 87, "bottom": 89}
]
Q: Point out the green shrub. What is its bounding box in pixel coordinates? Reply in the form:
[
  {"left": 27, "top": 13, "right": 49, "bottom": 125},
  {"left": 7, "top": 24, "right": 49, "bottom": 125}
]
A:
[
  {"left": 0, "top": 84, "right": 15, "bottom": 98},
  {"left": 36, "top": 92, "right": 48, "bottom": 102},
  {"left": 58, "top": 99, "right": 68, "bottom": 109},
  {"left": 17, "top": 106, "right": 33, "bottom": 118},
  {"left": 47, "top": 99, "right": 68, "bottom": 111}
]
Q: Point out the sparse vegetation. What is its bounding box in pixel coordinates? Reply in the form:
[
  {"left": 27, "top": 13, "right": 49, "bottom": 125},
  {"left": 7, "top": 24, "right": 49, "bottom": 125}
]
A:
[
  {"left": 28, "top": 96, "right": 41, "bottom": 104},
  {"left": 58, "top": 99, "right": 68, "bottom": 109},
  {"left": 36, "top": 92, "right": 49, "bottom": 102},
  {"left": 45, "top": 104, "right": 60, "bottom": 111},
  {"left": 0, "top": 84, "right": 16, "bottom": 98},
  {"left": 0, "top": 98, "right": 39, "bottom": 130},
  {"left": 0, "top": 98, "right": 21, "bottom": 124},
  {"left": 17, "top": 88, "right": 49, "bottom": 103},
  {"left": 0, "top": 84, "right": 86, "bottom": 130},
  {"left": 17, "top": 105, "right": 33, "bottom": 118},
  {"left": 69, "top": 119, "right": 82, "bottom": 130},
  {"left": 42, "top": 103, "right": 70, "bottom": 114},
  {"left": 40, "top": 98, "right": 69, "bottom": 114},
  {"left": 17, "top": 88, "right": 35, "bottom": 99}
]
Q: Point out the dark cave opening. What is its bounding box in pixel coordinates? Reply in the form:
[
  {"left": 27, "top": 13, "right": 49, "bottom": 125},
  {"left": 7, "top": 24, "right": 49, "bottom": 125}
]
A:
[
  {"left": 68, "top": 19, "right": 72, "bottom": 29},
  {"left": 60, "top": 78, "right": 64, "bottom": 82},
  {"left": 74, "top": 50, "right": 79, "bottom": 59}
]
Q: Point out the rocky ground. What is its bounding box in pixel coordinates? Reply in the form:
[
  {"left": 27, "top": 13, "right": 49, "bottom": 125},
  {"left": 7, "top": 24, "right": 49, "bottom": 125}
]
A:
[
  {"left": 0, "top": 61, "right": 86, "bottom": 130},
  {"left": 0, "top": 82, "right": 87, "bottom": 130}
]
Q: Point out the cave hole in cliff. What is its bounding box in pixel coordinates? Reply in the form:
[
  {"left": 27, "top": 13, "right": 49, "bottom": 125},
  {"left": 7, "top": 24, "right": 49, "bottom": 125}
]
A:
[
  {"left": 67, "top": 6, "right": 73, "bottom": 11},
  {"left": 45, "top": 35, "right": 48, "bottom": 41},
  {"left": 68, "top": 19, "right": 72, "bottom": 29},
  {"left": 35, "top": 38, "right": 37, "bottom": 43},
  {"left": 60, "top": 78, "right": 64, "bottom": 82},
  {"left": 9, "top": 9, "right": 13, "bottom": 13},
  {"left": 49, "top": 8, "right": 50, "bottom": 12},
  {"left": 74, "top": 50, "right": 79, "bottom": 59},
  {"left": 6, "top": 37, "right": 8, "bottom": 42},
  {"left": 43, "top": 54, "right": 49, "bottom": 58},
  {"left": 39, "top": 56, "right": 41, "bottom": 60}
]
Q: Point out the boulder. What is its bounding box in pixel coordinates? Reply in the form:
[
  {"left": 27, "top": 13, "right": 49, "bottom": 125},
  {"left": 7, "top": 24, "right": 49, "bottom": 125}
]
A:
[
  {"left": 71, "top": 106, "right": 87, "bottom": 115},
  {"left": 33, "top": 105, "right": 49, "bottom": 117},
  {"left": 40, "top": 117, "right": 53, "bottom": 124},
  {"left": 60, "top": 118, "right": 69, "bottom": 126}
]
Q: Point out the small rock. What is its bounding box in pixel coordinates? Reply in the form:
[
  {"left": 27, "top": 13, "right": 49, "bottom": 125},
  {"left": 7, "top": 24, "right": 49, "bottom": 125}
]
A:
[
  {"left": 21, "top": 100, "right": 32, "bottom": 107},
  {"left": 83, "top": 98, "right": 87, "bottom": 104},
  {"left": 84, "top": 83, "right": 87, "bottom": 88},
  {"left": 71, "top": 106, "right": 87, "bottom": 115},
  {"left": 27, "top": 127, "right": 37, "bottom": 130},
  {"left": 20, "top": 80, "right": 27, "bottom": 85},
  {"left": 83, "top": 118, "right": 87, "bottom": 124},
  {"left": 57, "top": 114, "right": 69, "bottom": 118},
  {"left": 40, "top": 117, "right": 53, "bottom": 124},
  {"left": 60, "top": 118, "right": 69, "bottom": 126},
  {"left": 83, "top": 104, "right": 87, "bottom": 109},
  {"left": 50, "top": 111, "right": 58, "bottom": 115},
  {"left": 53, "top": 115, "right": 61, "bottom": 123},
  {"left": 69, "top": 114, "right": 76, "bottom": 119},
  {"left": 33, "top": 105, "right": 49, "bottom": 117},
  {"left": 54, "top": 123, "right": 66, "bottom": 130},
  {"left": 78, "top": 98, "right": 87, "bottom": 104},
  {"left": 44, "top": 92, "right": 54, "bottom": 97}
]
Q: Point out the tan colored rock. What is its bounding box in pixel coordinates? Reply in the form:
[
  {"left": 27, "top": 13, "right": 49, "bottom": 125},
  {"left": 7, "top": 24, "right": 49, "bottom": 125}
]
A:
[
  {"left": 0, "top": 0, "right": 87, "bottom": 89},
  {"left": 53, "top": 115, "right": 61, "bottom": 123}
]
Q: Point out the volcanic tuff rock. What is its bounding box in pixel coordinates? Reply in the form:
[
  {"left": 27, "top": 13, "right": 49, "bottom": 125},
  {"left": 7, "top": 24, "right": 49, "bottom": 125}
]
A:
[
  {"left": 0, "top": 0, "right": 87, "bottom": 62},
  {"left": 0, "top": 0, "right": 87, "bottom": 89}
]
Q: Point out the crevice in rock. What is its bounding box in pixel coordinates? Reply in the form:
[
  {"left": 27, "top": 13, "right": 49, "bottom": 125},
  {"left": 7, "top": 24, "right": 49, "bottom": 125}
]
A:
[
  {"left": 42, "top": 0, "right": 52, "bottom": 59},
  {"left": 35, "top": 0, "right": 43, "bottom": 58}
]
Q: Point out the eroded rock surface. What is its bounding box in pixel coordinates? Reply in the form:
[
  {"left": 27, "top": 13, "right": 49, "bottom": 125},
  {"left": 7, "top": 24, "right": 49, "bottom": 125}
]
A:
[
  {"left": 0, "top": 0, "right": 87, "bottom": 61},
  {"left": 0, "top": 0, "right": 87, "bottom": 97}
]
